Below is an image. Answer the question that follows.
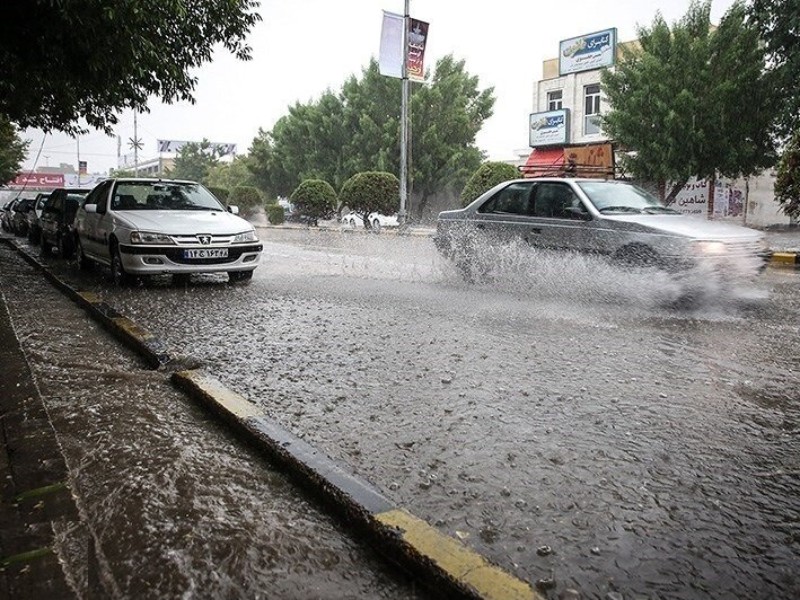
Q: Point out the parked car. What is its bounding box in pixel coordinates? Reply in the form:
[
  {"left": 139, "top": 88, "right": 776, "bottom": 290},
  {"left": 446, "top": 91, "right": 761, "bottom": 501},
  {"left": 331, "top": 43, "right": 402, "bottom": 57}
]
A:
[
  {"left": 26, "top": 192, "right": 52, "bottom": 244},
  {"left": 73, "top": 178, "right": 262, "bottom": 284},
  {"left": 434, "top": 178, "right": 769, "bottom": 281},
  {"left": 39, "top": 189, "right": 91, "bottom": 257},
  {"left": 341, "top": 211, "right": 399, "bottom": 231},
  {"left": 1, "top": 198, "right": 19, "bottom": 232},
  {"left": 10, "top": 197, "right": 37, "bottom": 236}
]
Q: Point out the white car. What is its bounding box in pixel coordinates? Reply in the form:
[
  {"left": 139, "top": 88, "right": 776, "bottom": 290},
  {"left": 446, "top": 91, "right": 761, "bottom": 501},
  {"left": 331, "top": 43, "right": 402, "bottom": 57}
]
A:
[
  {"left": 74, "top": 178, "right": 262, "bottom": 284},
  {"left": 340, "top": 211, "right": 399, "bottom": 231}
]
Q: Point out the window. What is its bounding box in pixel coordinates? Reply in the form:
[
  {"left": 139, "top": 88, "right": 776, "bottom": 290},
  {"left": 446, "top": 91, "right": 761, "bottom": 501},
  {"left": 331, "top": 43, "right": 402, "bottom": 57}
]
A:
[
  {"left": 584, "top": 84, "right": 602, "bottom": 135},
  {"left": 478, "top": 182, "right": 534, "bottom": 215},
  {"left": 533, "top": 183, "right": 584, "bottom": 219},
  {"left": 547, "top": 90, "right": 563, "bottom": 111}
]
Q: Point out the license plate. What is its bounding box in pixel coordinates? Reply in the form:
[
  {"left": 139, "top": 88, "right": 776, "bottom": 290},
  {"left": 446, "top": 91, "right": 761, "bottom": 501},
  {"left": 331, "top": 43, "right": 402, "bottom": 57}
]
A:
[{"left": 183, "top": 248, "right": 228, "bottom": 259}]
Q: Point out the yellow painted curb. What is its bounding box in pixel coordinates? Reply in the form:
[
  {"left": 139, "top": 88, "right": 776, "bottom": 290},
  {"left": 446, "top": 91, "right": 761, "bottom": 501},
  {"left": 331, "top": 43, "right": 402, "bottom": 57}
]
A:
[
  {"left": 112, "top": 317, "right": 155, "bottom": 342},
  {"left": 770, "top": 252, "right": 799, "bottom": 266},
  {"left": 376, "top": 509, "right": 542, "bottom": 600},
  {"left": 77, "top": 291, "right": 103, "bottom": 304},
  {"left": 175, "top": 370, "right": 261, "bottom": 419}
]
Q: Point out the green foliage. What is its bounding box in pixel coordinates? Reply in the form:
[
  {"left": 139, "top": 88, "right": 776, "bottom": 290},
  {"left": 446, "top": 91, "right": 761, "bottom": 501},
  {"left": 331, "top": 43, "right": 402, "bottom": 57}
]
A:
[
  {"left": 339, "top": 171, "right": 399, "bottom": 228},
  {"left": 205, "top": 157, "right": 254, "bottom": 191},
  {"left": 601, "top": 1, "right": 776, "bottom": 202},
  {"left": 0, "top": 0, "right": 260, "bottom": 134},
  {"left": 748, "top": 0, "right": 800, "bottom": 139},
  {"left": 228, "top": 185, "right": 262, "bottom": 216},
  {"left": 460, "top": 162, "right": 520, "bottom": 206},
  {"left": 0, "top": 115, "right": 29, "bottom": 185},
  {"left": 775, "top": 130, "right": 800, "bottom": 219},
  {"left": 207, "top": 186, "right": 230, "bottom": 203},
  {"left": 247, "top": 55, "right": 494, "bottom": 219},
  {"left": 169, "top": 139, "right": 220, "bottom": 182},
  {"left": 290, "top": 179, "right": 337, "bottom": 225},
  {"left": 266, "top": 203, "right": 286, "bottom": 225}
]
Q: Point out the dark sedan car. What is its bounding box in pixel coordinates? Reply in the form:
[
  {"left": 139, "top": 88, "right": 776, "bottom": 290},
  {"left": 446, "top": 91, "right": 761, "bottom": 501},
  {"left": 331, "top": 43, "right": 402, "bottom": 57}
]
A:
[
  {"left": 40, "top": 189, "right": 91, "bottom": 257},
  {"left": 26, "top": 192, "right": 52, "bottom": 244},
  {"left": 10, "top": 198, "right": 37, "bottom": 236},
  {"left": 1, "top": 198, "right": 19, "bottom": 232}
]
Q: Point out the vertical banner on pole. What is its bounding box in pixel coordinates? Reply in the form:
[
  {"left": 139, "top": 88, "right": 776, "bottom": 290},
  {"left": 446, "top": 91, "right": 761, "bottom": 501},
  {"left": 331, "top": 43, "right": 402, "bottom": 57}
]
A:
[
  {"left": 379, "top": 11, "right": 404, "bottom": 78},
  {"left": 407, "top": 19, "right": 429, "bottom": 82}
]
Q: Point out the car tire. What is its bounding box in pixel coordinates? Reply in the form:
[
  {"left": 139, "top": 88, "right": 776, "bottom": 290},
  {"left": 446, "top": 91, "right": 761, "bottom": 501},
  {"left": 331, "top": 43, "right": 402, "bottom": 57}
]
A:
[
  {"left": 77, "top": 238, "right": 93, "bottom": 270},
  {"left": 228, "top": 270, "right": 254, "bottom": 283},
  {"left": 28, "top": 226, "right": 40, "bottom": 245},
  {"left": 371, "top": 219, "right": 382, "bottom": 232},
  {"left": 57, "top": 233, "right": 74, "bottom": 259},
  {"left": 110, "top": 244, "right": 130, "bottom": 286}
]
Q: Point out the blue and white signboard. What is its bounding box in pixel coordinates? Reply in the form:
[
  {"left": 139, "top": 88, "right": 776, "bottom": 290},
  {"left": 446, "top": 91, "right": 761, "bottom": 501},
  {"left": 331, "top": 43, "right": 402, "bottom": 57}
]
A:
[
  {"left": 559, "top": 28, "right": 617, "bottom": 75},
  {"left": 529, "top": 109, "right": 569, "bottom": 147}
]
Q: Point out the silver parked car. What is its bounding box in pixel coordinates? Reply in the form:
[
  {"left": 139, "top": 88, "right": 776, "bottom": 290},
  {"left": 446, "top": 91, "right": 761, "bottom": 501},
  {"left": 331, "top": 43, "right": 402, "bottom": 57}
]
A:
[
  {"left": 434, "top": 178, "right": 769, "bottom": 281},
  {"left": 73, "top": 178, "right": 262, "bottom": 284}
]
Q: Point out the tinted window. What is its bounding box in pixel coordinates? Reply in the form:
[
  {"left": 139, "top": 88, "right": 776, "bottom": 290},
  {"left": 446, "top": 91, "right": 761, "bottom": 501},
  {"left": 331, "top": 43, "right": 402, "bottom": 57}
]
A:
[
  {"left": 533, "top": 183, "right": 583, "bottom": 219},
  {"left": 478, "top": 182, "right": 534, "bottom": 215}
]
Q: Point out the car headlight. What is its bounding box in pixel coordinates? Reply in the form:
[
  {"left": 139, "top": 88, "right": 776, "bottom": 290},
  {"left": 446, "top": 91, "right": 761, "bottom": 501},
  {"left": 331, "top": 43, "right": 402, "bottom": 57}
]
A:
[
  {"left": 233, "top": 230, "right": 258, "bottom": 243},
  {"left": 130, "top": 231, "right": 175, "bottom": 245},
  {"left": 693, "top": 240, "right": 727, "bottom": 255}
]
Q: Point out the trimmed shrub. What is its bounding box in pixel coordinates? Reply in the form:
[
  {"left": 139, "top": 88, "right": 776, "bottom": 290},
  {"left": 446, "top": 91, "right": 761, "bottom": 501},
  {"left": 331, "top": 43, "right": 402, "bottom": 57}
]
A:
[
  {"left": 228, "top": 185, "right": 263, "bottom": 216},
  {"left": 207, "top": 185, "right": 229, "bottom": 203},
  {"left": 266, "top": 203, "right": 285, "bottom": 225},
  {"left": 290, "top": 179, "right": 337, "bottom": 225},
  {"left": 460, "top": 161, "right": 520, "bottom": 207},
  {"left": 339, "top": 171, "right": 399, "bottom": 229}
]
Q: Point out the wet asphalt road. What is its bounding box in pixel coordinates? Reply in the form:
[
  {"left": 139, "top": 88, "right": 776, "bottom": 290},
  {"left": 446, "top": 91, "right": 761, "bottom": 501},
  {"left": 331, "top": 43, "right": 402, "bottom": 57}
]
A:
[{"left": 7, "top": 227, "right": 800, "bottom": 599}]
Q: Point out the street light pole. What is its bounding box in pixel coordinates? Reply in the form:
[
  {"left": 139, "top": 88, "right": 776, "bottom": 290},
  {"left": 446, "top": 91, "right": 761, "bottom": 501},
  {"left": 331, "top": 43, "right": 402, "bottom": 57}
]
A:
[{"left": 398, "top": 0, "right": 410, "bottom": 227}]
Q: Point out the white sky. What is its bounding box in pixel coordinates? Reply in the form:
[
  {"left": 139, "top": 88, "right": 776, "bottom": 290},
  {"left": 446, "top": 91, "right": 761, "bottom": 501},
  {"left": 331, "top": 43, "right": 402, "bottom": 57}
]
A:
[{"left": 21, "top": 0, "right": 736, "bottom": 175}]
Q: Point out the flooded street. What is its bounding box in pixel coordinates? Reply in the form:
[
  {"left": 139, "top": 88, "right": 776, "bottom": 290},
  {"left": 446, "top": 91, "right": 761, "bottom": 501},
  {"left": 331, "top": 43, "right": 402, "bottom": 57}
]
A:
[{"left": 6, "top": 226, "right": 800, "bottom": 599}]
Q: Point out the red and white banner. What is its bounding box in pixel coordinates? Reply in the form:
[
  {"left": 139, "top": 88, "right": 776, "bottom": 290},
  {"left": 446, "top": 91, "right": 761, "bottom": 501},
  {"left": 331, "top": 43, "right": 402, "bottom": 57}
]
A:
[
  {"left": 8, "top": 173, "right": 65, "bottom": 188},
  {"left": 379, "top": 11, "right": 429, "bottom": 82}
]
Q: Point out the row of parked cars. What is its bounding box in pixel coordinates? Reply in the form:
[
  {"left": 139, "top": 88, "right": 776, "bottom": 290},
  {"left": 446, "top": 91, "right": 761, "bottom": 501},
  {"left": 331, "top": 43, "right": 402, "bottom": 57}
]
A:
[{"left": 1, "top": 178, "right": 263, "bottom": 285}]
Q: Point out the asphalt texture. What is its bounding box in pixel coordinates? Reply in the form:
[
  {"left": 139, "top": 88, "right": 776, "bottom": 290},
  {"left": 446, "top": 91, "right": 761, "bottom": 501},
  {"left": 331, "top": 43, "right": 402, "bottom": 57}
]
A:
[{"left": 0, "top": 222, "right": 798, "bottom": 598}]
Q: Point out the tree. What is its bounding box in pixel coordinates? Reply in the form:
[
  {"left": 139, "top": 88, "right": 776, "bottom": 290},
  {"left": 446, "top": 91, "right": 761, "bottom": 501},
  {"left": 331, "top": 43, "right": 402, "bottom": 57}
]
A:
[
  {"left": 339, "top": 171, "right": 400, "bottom": 229},
  {"left": 289, "top": 179, "right": 337, "bottom": 226},
  {"left": 460, "top": 162, "right": 520, "bottom": 206},
  {"left": 601, "top": 1, "right": 775, "bottom": 203},
  {"left": 774, "top": 130, "right": 800, "bottom": 219},
  {"left": 748, "top": 0, "right": 800, "bottom": 139},
  {"left": 248, "top": 55, "right": 494, "bottom": 219},
  {"left": 0, "top": 116, "right": 29, "bottom": 185},
  {"left": 206, "top": 157, "right": 255, "bottom": 192},
  {"left": 228, "top": 185, "right": 263, "bottom": 216},
  {"left": 169, "top": 140, "right": 220, "bottom": 182},
  {"left": 0, "top": 0, "right": 260, "bottom": 134}
]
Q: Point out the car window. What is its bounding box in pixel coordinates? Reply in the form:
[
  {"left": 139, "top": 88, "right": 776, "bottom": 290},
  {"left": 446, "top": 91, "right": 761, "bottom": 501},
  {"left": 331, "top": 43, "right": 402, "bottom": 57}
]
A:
[
  {"left": 478, "top": 182, "right": 534, "bottom": 215},
  {"left": 84, "top": 181, "right": 112, "bottom": 212},
  {"left": 532, "top": 183, "right": 584, "bottom": 219},
  {"left": 576, "top": 181, "right": 672, "bottom": 213}
]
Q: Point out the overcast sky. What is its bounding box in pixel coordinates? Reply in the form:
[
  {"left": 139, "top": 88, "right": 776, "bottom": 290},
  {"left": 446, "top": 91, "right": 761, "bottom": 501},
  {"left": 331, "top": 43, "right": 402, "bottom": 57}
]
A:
[{"left": 21, "top": 0, "right": 736, "bottom": 175}]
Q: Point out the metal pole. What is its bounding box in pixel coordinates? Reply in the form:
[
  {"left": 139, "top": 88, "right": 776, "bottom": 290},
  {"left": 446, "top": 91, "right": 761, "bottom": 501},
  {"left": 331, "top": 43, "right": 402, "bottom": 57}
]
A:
[
  {"left": 398, "top": 0, "right": 409, "bottom": 227},
  {"left": 133, "top": 112, "right": 139, "bottom": 177},
  {"left": 76, "top": 137, "right": 81, "bottom": 185}
]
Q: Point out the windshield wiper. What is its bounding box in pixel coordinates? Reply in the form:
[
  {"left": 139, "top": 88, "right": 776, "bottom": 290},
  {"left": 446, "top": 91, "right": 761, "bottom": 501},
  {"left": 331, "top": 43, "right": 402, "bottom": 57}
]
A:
[
  {"left": 598, "top": 206, "right": 642, "bottom": 213},
  {"left": 642, "top": 206, "right": 680, "bottom": 214}
]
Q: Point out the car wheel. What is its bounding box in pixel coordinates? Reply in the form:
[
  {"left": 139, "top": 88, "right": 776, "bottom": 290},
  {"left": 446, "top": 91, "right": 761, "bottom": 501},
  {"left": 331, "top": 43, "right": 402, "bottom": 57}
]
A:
[
  {"left": 77, "top": 238, "right": 93, "bottom": 270},
  {"left": 28, "top": 226, "right": 40, "bottom": 245},
  {"left": 57, "top": 233, "right": 74, "bottom": 259},
  {"left": 371, "top": 219, "right": 382, "bottom": 232},
  {"left": 110, "top": 244, "right": 130, "bottom": 286},
  {"left": 228, "top": 270, "right": 254, "bottom": 283}
]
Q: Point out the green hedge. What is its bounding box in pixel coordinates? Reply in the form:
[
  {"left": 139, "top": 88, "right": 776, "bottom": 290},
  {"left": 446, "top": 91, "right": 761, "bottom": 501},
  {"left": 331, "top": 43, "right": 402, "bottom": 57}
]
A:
[
  {"left": 228, "top": 185, "right": 263, "bottom": 215},
  {"left": 207, "top": 186, "right": 230, "bottom": 203},
  {"left": 339, "top": 171, "right": 399, "bottom": 225},
  {"left": 290, "top": 179, "right": 337, "bottom": 224},
  {"left": 266, "top": 203, "right": 285, "bottom": 225}
]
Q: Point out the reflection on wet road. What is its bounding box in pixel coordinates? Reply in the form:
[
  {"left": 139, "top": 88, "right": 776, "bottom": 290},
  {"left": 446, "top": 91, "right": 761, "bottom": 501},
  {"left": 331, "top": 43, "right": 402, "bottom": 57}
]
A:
[{"left": 15, "top": 228, "right": 800, "bottom": 598}]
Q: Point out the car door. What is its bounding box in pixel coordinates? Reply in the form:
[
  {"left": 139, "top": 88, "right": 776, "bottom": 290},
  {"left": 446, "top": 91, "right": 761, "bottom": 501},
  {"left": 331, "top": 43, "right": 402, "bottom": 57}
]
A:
[
  {"left": 78, "top": 180, "right": 113, "bottom": 259},
  {"left": 470, "top": 181, "right": 537, "bottom": 244},
  {"left": 40, "top": 195, "right": 62, "bottom": 246},
  {"left": 526, "top": 181, "right": 591, "bottom": 252}
]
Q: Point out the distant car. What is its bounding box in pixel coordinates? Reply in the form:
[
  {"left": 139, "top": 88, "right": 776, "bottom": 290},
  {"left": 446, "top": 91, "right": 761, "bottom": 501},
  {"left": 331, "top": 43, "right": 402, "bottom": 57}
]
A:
[
  {"left": 73, "top": 178, "right": 263, "bottom": 285},
  {"left": 39, "top": 189, "right": 91, "bottom": 257},
  {"left": 341, "top": 211, "right": 399, "bottom": 231},
  {"left": 10, "top": 198, "right": 36, "bottom": 236},
  {"left": 26, "top": 192, "right": 52, "bottom": 244},
  {"left": 434, "top": 177, "right": 769, "bottom": 281}
]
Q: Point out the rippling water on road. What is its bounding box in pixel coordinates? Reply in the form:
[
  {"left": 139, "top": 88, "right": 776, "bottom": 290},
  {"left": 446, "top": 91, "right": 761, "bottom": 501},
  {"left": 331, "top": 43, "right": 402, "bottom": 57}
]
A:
[{"left": 21, "top": 228, "right": 800, "bottom": 598}]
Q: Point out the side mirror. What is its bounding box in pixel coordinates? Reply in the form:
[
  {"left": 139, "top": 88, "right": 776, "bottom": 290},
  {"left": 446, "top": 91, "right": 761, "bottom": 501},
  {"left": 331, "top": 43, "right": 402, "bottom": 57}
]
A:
[
  {"left": 84, "top": 204, "right": 98, "bottom": 214},
  {"left": 227, "top": 205, "right": 240, "bottom": 215}
]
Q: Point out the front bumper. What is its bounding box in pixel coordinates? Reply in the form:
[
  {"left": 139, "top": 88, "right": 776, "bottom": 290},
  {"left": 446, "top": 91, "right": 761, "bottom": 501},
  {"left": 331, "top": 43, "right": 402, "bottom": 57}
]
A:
[{"left": 119, "top": 243, "right": 263, "bottom": 274}]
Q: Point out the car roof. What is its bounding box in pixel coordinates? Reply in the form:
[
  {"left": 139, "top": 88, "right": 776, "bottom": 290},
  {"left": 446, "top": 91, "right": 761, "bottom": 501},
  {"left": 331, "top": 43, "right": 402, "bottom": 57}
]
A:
[{"left": 111, "top": 177, "right": 199, "bottom": 184}]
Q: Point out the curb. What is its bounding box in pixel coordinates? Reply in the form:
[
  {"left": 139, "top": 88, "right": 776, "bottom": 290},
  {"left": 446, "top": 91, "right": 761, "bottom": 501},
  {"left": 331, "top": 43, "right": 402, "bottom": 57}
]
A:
[
  {"left": 1, "top": 235, "right": 540, "bottom": 600},
  {"left": 254, "top": 223, "right": 436, "bottom": 237},
  {"left": 769, "top": 251, "right": 800, "bottom": 268},
  {"left": 172, "top": 369, "right": 541, "bottom": 600}
]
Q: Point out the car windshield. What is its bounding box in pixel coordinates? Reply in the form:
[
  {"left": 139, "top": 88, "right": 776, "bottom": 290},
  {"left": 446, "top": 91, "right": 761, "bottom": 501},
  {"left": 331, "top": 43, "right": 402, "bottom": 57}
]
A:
[
  {"left": 111, "top": 181, "right": 225, "bottom": 211},
  {"left": 577, "top": 181, "right": 679, "bottom": 214}
]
